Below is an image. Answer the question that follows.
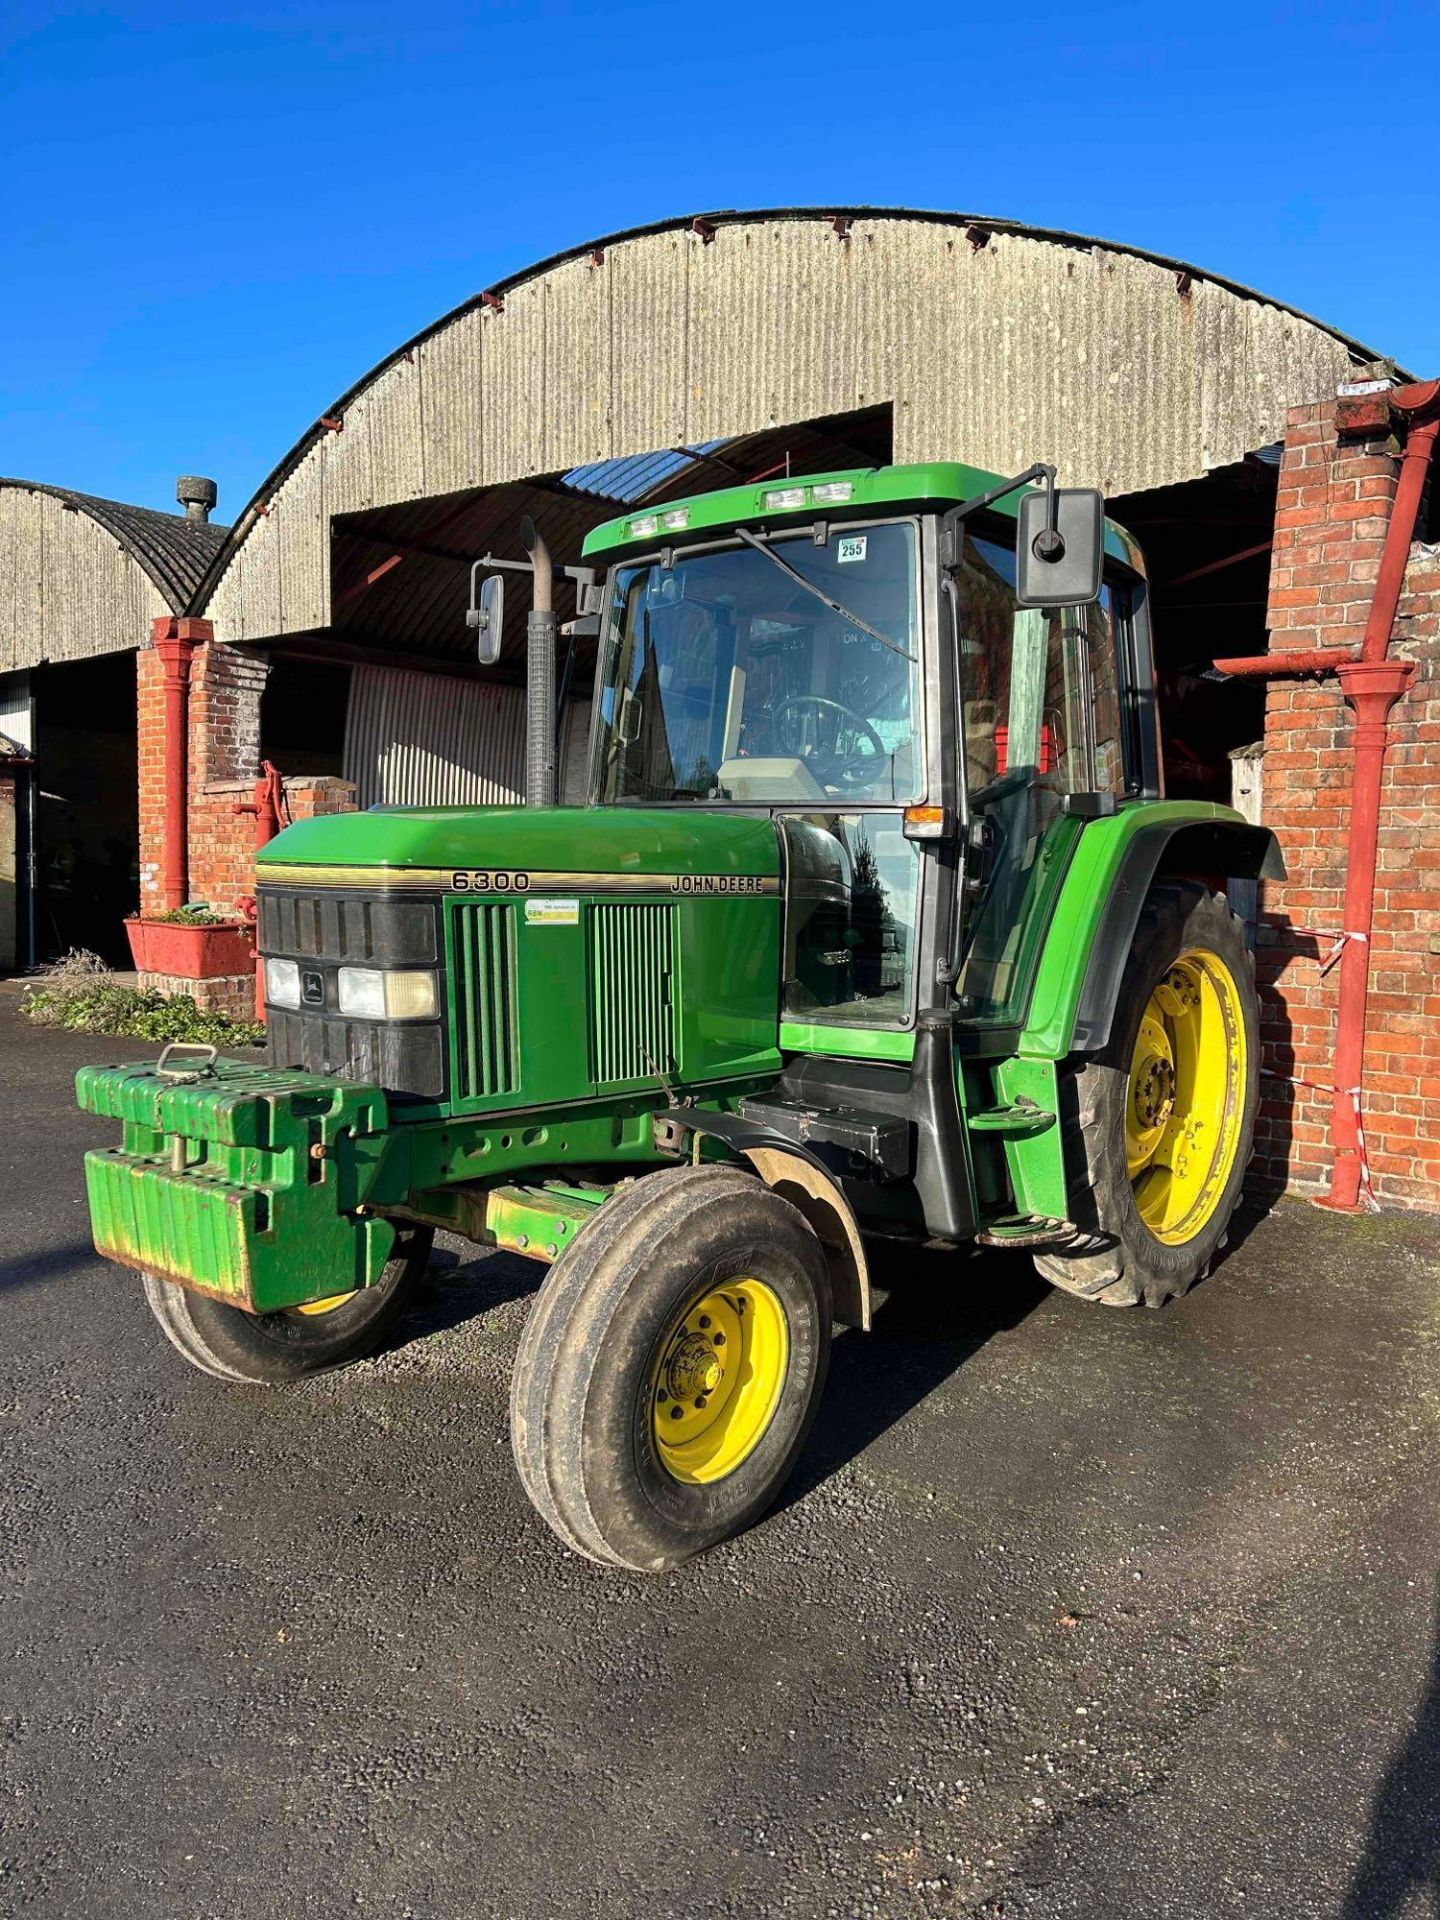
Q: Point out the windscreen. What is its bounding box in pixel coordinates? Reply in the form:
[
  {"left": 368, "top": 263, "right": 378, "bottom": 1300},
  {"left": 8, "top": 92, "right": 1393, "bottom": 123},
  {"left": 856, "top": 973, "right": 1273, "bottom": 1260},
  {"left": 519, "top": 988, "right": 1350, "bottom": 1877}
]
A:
[{"left": 592, "top": 522, "right": 920, "bottom": 805}]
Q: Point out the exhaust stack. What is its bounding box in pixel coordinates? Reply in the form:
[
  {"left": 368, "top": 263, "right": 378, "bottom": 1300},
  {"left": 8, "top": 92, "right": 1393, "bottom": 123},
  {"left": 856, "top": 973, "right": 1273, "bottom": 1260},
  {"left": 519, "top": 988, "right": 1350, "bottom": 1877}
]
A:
[{"left": 522, "top": 516, "right": 557, "bottom": 807}]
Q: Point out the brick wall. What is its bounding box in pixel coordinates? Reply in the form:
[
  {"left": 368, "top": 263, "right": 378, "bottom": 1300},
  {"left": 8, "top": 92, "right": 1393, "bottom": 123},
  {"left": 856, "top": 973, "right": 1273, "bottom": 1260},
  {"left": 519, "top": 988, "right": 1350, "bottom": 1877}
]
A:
[
  {"left": 1253, "top": 398, "right": 1440, "bottom": 1208},
  {"left": 136, "top": 643, "right": 166, "bottom": 916},
  {"left": 135, "top": 632, "right": 357, "bottom": 1013},
  {"left": 138, "top": 636, "right": 359, "bottom": 919}
]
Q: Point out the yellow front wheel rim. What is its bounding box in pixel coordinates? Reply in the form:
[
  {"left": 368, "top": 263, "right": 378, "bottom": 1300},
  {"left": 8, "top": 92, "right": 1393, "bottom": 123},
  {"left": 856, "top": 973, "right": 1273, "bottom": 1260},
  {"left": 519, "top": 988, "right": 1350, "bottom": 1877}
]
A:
[
  {"left": 1126, "top": 947, "right": 1247, "bottom": 1246},
  {"left": 651, "top": 1278, "right": 789, "bottom": 1486},
  {"left": 291, "top": 1291, "right": 357, "bottom": 1317}
]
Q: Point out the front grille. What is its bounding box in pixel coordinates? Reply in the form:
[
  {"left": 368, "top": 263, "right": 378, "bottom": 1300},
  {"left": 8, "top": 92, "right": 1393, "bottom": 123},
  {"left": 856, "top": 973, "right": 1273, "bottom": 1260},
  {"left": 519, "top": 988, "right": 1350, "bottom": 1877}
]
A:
[
  {"left": 258, "top": 889, "right": 438, "bottom": 966},
  {"left": 449, "top": 901, "right": 519, "bottom": 1101},
  {"left": 588, "top": 903, "right": 675, "bottom": 1086},
  {"left": 260, "top": 888, "right": 446, "bottom": 1101}
]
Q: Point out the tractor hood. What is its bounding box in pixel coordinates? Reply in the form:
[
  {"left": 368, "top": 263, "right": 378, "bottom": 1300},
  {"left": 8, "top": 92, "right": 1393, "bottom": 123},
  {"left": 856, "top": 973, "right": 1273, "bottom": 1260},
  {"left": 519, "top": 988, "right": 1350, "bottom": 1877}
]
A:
[{"left": 256, "top": 805, "right": 782, "bottom": 895}]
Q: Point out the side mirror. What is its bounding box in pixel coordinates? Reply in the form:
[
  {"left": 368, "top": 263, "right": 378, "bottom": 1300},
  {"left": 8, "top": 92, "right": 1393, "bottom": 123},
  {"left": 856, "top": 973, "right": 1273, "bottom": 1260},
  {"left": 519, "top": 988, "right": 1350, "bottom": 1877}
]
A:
[
  {"left": 1016, "top": 489, "right": 1104, "bottom": 608},
  {"left": 467, "top": 572, "right": 505, "bottom": 665}
]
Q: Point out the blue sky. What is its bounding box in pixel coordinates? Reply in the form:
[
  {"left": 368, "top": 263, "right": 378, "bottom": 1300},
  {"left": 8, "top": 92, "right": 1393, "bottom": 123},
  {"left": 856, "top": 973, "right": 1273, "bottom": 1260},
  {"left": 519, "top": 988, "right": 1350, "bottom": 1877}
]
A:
[{"left": 2, "top": 0, "right": 1432, "bottom": 520}]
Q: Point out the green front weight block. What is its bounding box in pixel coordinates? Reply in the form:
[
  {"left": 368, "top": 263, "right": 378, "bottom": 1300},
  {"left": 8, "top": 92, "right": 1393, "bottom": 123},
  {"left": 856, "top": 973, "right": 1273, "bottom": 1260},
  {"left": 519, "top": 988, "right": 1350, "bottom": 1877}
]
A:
[{"left": 77, "top": 1057, "right": 399, "bottom": 1313}]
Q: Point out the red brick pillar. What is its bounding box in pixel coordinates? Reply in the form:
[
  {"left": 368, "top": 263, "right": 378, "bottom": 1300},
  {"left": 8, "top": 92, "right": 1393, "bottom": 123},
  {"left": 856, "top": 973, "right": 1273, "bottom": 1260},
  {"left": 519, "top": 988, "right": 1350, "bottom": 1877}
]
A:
[
  {"left": 137, "top": 615, "right": 212, "bottom": 915},
  {"left": 186, "top": 643, "right": 271, "bottom": 916},
  {"left": 1252, "top": 394, "right": 1440, "bottom": 1207}
]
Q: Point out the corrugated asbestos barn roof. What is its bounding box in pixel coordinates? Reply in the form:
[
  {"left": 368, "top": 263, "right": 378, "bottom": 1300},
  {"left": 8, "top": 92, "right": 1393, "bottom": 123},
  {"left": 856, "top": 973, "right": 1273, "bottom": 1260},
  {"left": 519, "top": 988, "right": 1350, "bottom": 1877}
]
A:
[
  {"left": 0, "top": 479, "right": 228, "bottom": 613},
  {"left": 198, "top": 205, "right": 1405, "bottom": 647}
]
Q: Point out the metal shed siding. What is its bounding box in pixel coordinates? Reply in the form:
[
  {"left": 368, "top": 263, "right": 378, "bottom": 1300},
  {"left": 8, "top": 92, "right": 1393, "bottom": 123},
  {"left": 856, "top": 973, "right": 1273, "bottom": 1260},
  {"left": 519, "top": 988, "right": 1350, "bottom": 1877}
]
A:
[
  {"left": 203, "top": 210, "right": 1378, "bottom": 645},
  {"left": 344, "top": 670, "right": 594, "bottom": 810},
  {"left": 343, "top": 667, "right": 528, "bottom": 808}
]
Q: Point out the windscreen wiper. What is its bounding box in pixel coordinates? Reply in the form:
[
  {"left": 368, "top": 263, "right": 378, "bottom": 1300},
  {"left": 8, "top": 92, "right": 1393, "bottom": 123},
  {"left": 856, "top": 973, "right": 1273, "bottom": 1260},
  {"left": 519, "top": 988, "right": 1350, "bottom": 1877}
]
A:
[{"left": 734, "top": 528, "right": 916, "bottom": 662}]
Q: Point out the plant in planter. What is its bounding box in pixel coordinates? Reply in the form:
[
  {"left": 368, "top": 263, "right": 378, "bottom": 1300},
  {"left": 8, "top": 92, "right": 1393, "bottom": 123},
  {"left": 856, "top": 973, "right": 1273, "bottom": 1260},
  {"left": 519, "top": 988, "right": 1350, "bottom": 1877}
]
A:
[{"left": 125, "top": 902, "right": 255, "bottom": 978}]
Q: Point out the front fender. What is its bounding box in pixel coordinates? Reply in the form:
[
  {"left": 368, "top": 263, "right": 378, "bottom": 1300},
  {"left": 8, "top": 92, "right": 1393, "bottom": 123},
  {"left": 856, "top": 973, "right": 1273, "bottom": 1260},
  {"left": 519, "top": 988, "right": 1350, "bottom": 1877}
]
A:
[
  {"left": 1020, "top": 802, "right": 1284, "bottom": 1058},
  {"left": 653, "top": 1108, "right": 871, "bottom": 1330}
]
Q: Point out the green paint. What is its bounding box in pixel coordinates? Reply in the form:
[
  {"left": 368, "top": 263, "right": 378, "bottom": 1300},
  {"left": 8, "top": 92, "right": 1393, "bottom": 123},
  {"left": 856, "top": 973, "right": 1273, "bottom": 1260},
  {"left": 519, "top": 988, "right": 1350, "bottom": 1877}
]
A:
[
  {"left": 77, "top": 1048, "right": 778, "bottom": 1309},
  {"left": 582, "top": 462, "right": 1141, "bottom": 566},
  {"left": 259, "top": 804, "right": 782, "bottom": 877},
  {"left": 778, "top": 1020, "right": 915, "bottom": 1063},
  {"left": 1019, "top": 801, "right": 1252, "bottom": 1059},
  {"left": 442, "top": 889, "right": 781, "bottom": 1112},
  {"left": 478, "top": 1182, "right": 607, "bottom": 1261},
  {"left": 77, "top": 1058, "right": 398, "bottom": 1312},
  {"left": 993, "top": 1057, "right": 1068, "bottom": 1222}
]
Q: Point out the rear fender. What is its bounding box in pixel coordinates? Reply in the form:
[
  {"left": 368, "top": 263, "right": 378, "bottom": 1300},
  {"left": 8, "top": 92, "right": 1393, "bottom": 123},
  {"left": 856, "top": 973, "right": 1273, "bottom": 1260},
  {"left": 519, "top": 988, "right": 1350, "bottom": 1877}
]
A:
[
  {"left": 1021, "top": 804, "right": 1283, "bottom": 1059},
  {"left": 653, "top": 1109, "right": 871, "bottom": 1330}
]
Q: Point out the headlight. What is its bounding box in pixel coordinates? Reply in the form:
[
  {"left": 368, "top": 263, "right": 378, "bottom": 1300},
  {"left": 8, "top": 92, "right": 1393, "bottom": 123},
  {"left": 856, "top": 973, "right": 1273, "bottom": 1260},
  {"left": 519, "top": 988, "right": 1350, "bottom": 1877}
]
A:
[
  {"left": 264, "top": 958, "right": 301, "bottom": 1009},
  {"left": 336, "top": 967, "right": 438, "bottom": 1021}
]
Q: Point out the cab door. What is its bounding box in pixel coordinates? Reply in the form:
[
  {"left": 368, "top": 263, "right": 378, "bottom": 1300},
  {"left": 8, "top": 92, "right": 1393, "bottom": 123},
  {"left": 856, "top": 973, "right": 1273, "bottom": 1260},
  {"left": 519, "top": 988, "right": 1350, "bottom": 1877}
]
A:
[{"left": 952, "top": 530, "right": 1130, "bottom": 1027}]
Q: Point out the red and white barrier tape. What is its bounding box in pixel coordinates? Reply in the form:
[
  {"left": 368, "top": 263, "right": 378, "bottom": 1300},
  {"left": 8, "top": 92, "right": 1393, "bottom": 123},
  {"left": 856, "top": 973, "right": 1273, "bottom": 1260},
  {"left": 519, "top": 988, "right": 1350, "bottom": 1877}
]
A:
[
  {"left": 1269, "top": 924, "right": 1369, "bottom": 976},
  {"left": 1260, "top": 1068, "right": 1379, "bottom": 1210}
]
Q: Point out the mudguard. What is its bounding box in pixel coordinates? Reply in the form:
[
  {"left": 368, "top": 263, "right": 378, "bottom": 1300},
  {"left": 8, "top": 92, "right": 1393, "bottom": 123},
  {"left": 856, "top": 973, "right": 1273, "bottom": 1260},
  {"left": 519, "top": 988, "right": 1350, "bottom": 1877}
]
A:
[
  {"left": 1020, "top": 802, "right": 1284, "bottom": 1060},
  {"left": 653, "top": 1107, "right": 872, "bottom": 1330}
]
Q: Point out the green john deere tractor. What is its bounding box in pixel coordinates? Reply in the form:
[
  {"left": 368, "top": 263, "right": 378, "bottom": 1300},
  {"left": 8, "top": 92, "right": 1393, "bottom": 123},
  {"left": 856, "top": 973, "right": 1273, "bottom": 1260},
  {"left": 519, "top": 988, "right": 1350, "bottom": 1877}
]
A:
[{"left": 78, "top": 460, "right": 1279, "bottom": 1571}]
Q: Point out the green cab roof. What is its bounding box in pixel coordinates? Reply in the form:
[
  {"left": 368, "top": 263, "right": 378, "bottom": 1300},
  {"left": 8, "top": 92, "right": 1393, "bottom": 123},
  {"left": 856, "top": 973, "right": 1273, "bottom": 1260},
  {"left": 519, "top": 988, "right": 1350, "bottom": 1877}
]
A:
[{"left": 581, "top": 461, "right": 1143, "bottom": 571}]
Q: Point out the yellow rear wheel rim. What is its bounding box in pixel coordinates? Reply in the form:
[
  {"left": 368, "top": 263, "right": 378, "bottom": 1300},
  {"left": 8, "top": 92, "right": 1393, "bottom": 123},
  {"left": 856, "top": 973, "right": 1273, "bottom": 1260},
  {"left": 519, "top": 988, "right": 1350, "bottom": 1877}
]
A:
[
  {"left": 651, "top": 1278, "right": 789, "bottom": 1486},
  {"left": 1126, "top": 947, "right": 1247, "bottom": 1246},
  {"left": 291, "top": 1291, "right": 357, "bottom": 1317}
]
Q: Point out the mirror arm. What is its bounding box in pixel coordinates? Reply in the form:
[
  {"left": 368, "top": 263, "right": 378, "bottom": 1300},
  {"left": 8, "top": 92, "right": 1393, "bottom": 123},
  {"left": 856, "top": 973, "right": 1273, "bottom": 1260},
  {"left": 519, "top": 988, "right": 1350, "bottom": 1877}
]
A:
[{"left": 940, "top": 462, "right": 1059, "bottom": 569}]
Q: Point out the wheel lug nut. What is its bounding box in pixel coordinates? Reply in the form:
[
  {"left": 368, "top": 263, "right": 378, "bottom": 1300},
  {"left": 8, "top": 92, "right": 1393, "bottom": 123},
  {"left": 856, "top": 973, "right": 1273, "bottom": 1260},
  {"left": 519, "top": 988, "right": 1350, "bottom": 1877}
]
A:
[
  {"left": 698, "top": 1314, "right": 711, "bottom": 1329},
  {"left": 713, "top": 1333, "right": 725, "bottom": 1346},
  {"left": 694, "top": 1395, "right": 707, "bottom": 1409},
  {"left": 670, "top": 1406, "right": 683, "bottom": 1420},
  {"left": 656, "top": 1388, "right": 668, "bottom": 1403}
]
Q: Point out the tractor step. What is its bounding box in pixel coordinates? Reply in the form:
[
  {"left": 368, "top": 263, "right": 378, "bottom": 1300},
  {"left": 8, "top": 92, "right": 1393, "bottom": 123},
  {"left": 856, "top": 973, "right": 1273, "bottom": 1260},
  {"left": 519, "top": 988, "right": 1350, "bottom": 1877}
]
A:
[
  {"left": 975, "top": 1214, "right": 1076, "bottom": 1249},
  {"left": 966, "top": 1102, "right": 1056, "bottom": 1138}
]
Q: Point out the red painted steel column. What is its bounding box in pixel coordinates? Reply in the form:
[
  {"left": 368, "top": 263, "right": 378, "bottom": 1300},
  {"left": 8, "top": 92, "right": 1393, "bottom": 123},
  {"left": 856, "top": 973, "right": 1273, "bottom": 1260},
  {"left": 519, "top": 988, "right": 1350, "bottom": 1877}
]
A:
[
  {"left": 1320, "top": 380, "right": 1440, "bottom": 1209},
  {"left": 1361, "top": 397, "right": 1440, "bottom": 662},
  {"left": 149, "top": 615, "right": 211, "bottom": 913},
  {"left": 1323, "top": 659, "right": 1417, "bottom": 1208}
]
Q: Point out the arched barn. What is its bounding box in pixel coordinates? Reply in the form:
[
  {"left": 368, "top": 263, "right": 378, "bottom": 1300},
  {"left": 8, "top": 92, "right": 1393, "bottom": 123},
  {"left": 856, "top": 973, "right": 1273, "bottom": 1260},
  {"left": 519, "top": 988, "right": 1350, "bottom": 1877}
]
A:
[
  {"left": 190, "top": 207, "right": 1390, "bottom": 839},
  {"left": 0, "top": 477, "right": 226, "bottom": 966},
  {"left": 22, "top": 207, "right": 1440, "bottom": 1212}
]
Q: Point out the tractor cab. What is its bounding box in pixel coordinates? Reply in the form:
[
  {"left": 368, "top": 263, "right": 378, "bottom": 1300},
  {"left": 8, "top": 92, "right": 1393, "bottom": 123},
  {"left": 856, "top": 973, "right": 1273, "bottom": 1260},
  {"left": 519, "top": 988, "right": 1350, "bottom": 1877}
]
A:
[{"left": 581, "top": 462, "right": 1150, "bottom": 1043}]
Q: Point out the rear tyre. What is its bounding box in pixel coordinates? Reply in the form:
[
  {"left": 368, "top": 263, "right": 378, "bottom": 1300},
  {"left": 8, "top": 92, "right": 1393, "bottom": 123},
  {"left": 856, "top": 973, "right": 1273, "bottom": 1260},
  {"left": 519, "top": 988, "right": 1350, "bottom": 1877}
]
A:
[
  {"left": 142, "top": 1225, "right": 433, "bottom": 1384},
  {"left": 510, "top": 1164, "right": 831, "bottom": 1572},
  {"left": 1034, "top": 883, "right": 1258, "bottom": 1308}
]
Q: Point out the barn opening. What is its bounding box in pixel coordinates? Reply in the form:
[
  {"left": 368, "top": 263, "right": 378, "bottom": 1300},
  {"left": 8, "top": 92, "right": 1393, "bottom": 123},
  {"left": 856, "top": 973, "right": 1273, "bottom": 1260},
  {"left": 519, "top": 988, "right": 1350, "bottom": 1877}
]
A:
[
  {"left": 1111, "top": 450, "right": 1280, "bottom": 802},
  {"left": 30, "top": 652, "right": 139, "bottom": 966},
  {"left": 248, "top": 406, "right": 896, "bottom": 809}
]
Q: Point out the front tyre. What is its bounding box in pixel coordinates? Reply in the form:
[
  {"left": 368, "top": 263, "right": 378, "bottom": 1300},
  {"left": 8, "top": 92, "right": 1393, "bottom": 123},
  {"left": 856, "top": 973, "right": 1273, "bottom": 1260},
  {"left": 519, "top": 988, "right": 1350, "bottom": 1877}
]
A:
[
  {"left": 1035, "top": 884, "right": 1259, "bottom": 1308},
  {"left": 510, "top": 1165, "right": 831, "bottom": 1572},
  {"left": 142, "top": 1225, "right": 433, "bottom": 1384}
]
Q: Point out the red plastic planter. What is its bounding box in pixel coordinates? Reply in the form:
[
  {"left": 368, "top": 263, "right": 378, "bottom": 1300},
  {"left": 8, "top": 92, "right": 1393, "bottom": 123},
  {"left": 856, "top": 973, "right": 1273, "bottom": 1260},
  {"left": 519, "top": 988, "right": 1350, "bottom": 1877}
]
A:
[{"left": 124, "top": 918, "right": 255, "bottom": 978}]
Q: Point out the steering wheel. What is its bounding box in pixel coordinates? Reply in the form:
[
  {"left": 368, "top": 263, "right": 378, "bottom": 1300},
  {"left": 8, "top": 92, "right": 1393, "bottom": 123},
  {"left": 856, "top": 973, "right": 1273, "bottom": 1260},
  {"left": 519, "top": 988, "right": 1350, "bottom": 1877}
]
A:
[{"left": 772, "top": 695, "right": 887, "bottom": 787}]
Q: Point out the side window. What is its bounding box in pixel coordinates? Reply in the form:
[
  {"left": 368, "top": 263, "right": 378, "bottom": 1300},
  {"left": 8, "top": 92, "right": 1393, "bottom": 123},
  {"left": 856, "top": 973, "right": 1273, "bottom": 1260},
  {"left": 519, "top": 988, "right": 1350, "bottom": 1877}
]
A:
[
  {"left": 780, "top": 812, "right": 920, "bottom": 1029},
  {"left": 956, "top": 535, "right": 1108, "bottom": 809},
  {"left": 1087, "top": 587, "right": 1127, "bottom": 796}
]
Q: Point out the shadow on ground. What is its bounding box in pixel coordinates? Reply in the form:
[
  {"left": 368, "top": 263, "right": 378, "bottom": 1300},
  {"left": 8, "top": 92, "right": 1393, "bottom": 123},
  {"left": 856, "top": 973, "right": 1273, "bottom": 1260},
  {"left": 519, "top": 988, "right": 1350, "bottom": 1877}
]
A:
[
  {"left": 381, "top": 1195, "right": 1281, "bottom": 1509},
  {"left": 1342, "top": 1577, "right": 1440, "bottom": 1918}
]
